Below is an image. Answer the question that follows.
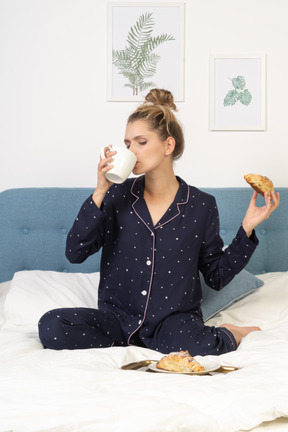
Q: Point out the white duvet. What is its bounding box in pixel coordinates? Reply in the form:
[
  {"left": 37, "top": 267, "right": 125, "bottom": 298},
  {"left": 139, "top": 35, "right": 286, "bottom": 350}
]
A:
[{"left": 0, "top": 271, "right": 288, "bottom": 432}]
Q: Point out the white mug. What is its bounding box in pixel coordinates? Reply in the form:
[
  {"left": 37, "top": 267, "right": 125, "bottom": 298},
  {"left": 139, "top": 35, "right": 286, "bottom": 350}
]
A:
[{"left": 101, "top": 145, "right": 137, "bottom": 184}]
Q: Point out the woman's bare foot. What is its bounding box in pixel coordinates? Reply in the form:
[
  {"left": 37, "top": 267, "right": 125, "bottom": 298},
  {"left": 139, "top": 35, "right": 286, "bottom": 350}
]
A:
[{"left": 220, "top": 323, "right": 261, "bottom": 346}]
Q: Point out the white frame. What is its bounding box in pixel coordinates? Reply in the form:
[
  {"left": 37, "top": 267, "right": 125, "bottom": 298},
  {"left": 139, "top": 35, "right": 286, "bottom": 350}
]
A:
[
  {"left": 107, "top": 2, "right": 185, "bottom": 102},
  {"left": 209, "top": 54, "right": 266, "bottom": 131}
]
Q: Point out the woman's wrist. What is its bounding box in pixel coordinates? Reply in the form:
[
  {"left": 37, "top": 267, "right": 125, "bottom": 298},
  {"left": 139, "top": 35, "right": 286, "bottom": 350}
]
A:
[
  {"left": 92, "top": 187, "right": 109, "bottom": 208},
  {"left": 242, "top": 221, "right": 253, "bottom": 238}
]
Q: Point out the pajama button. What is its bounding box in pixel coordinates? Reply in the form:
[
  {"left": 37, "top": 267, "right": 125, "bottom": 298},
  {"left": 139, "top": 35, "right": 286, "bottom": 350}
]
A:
[
  {"left": 138, "top": 320, "right": 142, "bottom": 325},
  {"left": 141, "top": 290, "right": 147, "bottom": 296},
  {"left": 146, "top": 260, "right": 151, "bottom": 265}
]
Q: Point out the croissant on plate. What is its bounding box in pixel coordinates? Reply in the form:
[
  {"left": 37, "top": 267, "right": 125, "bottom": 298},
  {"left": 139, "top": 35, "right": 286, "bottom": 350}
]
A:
[{"left": 156, "top": 350, "right": 204, "bottom": 372}]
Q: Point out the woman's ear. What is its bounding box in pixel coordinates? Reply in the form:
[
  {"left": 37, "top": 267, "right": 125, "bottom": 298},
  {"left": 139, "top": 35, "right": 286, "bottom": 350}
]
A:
[{"left": 165, "top": 137, "right": 176, "bottom": 156}]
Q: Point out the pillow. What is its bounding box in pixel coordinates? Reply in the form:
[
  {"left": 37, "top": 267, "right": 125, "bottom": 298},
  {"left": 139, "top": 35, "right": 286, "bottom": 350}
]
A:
[
  {"left": 201, "top": 269, "right": 264, "bottom": 322},
  {"left": 4, "top": 271, "right": 100, "bottom": 326},
  {"left": 0, "top": 281, "right": 11, "bottom": 326}
]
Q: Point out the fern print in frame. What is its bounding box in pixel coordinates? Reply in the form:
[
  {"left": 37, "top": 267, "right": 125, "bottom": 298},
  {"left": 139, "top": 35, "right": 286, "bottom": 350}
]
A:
[
  {"left": 108, "top": 3, "right": 185, "bottom": 101},
  {"left": 112, "top": 12, "right": 174, "bottom": 96},
  {"left": 224, "top": 76, "right": 252, "bottom": 107}
]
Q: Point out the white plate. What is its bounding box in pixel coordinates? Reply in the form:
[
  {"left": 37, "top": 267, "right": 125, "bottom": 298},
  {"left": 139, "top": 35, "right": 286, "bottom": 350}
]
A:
[{"left": 148, "top": 358, "right": 220, "bottom": 375}]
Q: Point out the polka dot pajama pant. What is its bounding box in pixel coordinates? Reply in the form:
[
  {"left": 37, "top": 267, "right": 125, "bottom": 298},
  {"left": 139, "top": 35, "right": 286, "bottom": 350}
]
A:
[
  {"left": 146, "top": 312, "right": 237, "bottom": 356},
  {"left": 38, "top": 308, "right": 236, "bottom": 355},
  {"left": 38, "top": 308, "right": 127, "bottom": 350}
]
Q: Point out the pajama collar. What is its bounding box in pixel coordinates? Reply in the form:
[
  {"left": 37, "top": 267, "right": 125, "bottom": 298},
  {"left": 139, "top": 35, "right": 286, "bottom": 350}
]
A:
[{"left": 130, "top": 175, "right": 190, "bottom": 230}]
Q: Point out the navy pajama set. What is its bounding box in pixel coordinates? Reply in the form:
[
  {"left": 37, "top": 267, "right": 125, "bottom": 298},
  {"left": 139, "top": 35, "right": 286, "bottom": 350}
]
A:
[{"left": 39, "top": 176, "right": 258, "bottom": 355}]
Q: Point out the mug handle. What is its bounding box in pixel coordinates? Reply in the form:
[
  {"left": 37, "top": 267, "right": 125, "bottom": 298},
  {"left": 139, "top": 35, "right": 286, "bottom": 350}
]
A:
[{"left": 100, "top": 145, "right": 113, "bottom": 159}]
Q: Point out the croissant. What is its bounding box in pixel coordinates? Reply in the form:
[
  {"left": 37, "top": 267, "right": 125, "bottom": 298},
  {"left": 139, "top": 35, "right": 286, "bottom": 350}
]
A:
[
  {"left": 244, "top": 174, "right": 274, "bottom": 196},
  {"left": 156, "top": 350, "right": 204, "bottom": 372}
]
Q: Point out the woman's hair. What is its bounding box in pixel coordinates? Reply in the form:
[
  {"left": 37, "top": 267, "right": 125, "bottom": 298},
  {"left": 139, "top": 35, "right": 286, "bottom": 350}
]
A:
[{"left": 127, "top": 89, "right": 184, "bottom": 160}]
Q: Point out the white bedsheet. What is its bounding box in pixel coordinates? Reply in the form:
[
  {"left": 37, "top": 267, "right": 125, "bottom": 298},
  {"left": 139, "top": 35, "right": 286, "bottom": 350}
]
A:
[{"left": 0, "top": 272, "right": 288, "bottom": 432}]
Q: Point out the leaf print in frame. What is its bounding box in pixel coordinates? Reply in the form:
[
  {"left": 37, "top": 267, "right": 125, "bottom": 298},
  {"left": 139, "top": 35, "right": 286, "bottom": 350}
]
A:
[
  {"left": 112, "top": 12, "right": 175, "bottom": 96},
  {"left": 107, "top": 3, "right": 185, "bottom": 102},
  {"left": 209, "top": 54, "right": 266, "bottom": 131}
]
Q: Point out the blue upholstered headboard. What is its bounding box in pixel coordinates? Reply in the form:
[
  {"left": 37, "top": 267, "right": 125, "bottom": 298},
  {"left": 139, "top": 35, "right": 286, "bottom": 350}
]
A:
[{"left": 0, "top": 187, "right": 287, "bottom": 283}]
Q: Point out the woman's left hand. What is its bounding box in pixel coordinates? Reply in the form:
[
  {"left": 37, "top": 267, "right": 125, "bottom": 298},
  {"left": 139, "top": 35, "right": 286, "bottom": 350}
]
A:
[{"left": 242, "top": 190, "right": 280, "bottom": 238}]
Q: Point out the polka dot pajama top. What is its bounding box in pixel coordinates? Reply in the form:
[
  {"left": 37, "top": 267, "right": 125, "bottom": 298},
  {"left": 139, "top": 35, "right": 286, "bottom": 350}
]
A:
[{"left": 63, "top": 176, "right": 258, "bottom": 355}]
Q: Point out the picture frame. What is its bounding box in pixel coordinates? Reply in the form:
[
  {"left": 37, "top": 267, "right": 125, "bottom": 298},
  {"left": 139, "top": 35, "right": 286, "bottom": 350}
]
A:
[
  {"left": 209, "top": 54, "right": 266, "bottom": 131},
  {"left": 107, "top": 2, "right": 185, "bottom": 102}
]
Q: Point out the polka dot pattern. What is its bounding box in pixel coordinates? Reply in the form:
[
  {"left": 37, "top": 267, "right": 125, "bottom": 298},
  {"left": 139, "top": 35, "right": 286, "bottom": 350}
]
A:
[{"left": 64, "top": 176, "right": 258, "bottom": 354}]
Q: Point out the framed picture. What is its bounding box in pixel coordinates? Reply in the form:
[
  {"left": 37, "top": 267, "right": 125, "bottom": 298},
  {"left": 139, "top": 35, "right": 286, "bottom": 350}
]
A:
[
  {"left": 209, "top": 54, "right": 266, "bottom": 131},
  {"left": 107, "top": 2, "right": 185, "bottom": 102}
]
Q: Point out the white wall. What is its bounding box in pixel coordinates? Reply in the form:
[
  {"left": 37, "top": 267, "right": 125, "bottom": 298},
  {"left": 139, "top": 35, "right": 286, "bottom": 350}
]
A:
[{"left": 1, "top": 0, "right": 288, "bottom": 192}]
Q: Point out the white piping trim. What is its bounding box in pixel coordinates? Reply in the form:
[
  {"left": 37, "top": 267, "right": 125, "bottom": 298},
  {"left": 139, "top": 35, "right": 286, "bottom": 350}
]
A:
[
  {"left": 127, "top": 180, "right": 190, "bottom": 345},
  {"left": 128, "top": 178, "right": 155, "bottom": 345}
]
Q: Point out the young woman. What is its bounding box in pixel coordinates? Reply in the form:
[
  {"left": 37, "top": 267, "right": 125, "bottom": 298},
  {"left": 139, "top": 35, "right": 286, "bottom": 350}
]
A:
[{"left": 39, "top": 89, "right": 280, "bottom": 355}]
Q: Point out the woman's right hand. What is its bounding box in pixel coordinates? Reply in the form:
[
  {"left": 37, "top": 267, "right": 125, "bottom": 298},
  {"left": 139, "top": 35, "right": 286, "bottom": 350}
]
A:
[{"left": 92, "top": 146, "right": 117, "bottom": 207}]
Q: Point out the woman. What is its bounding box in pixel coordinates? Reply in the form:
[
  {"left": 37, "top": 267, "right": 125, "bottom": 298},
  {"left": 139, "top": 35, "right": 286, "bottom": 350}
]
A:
[{"left": 39, "top": 89, "right": 280, "bottom": 355}]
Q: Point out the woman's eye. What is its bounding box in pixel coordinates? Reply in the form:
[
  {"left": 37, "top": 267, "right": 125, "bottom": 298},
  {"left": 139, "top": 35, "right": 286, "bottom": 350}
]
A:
[{"left": 139, "top": 141, "right": 147, "bottom": 145}]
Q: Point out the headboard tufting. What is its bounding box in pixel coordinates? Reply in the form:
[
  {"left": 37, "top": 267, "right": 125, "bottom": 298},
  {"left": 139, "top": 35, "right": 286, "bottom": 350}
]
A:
[
  {"left": 0, "top": 187, "right": 287, "bottom": 283},
  {"left": 0, "top": 188, "right": 98, "bottom": 282}
]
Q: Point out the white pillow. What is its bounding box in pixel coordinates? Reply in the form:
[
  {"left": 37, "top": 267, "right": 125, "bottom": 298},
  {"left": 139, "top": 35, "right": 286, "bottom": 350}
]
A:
[
  {"left": 0, "top": 280, "right": 11, "bottom": 326},
  {"left": 4, "top": 270, "right": 100, "bottom": 326}
]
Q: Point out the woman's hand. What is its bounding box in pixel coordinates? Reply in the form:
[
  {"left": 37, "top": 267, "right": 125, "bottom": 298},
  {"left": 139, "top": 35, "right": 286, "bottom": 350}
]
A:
[
  {"left": 92, "top": 146, "right": 116, "bottom": 207},
  {"left": 242, "top": 190, "right": 280, "bottom": 238}
]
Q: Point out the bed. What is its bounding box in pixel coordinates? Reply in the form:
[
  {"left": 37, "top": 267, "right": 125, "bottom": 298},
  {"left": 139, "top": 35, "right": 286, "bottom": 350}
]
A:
[{"left": 0, "top": 186, "right": 288, "bottom": 432}]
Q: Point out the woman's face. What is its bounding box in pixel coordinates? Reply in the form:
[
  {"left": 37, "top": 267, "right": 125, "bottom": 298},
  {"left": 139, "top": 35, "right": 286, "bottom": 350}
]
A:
[{"left": 124, "top": 120, "right": 172, "bottom": 176}]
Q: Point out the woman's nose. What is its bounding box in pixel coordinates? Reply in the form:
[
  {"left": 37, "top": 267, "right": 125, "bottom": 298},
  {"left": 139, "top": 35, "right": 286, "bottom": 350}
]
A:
[{"left": 128, "top": 143, "right": 137, "bottom": 155}]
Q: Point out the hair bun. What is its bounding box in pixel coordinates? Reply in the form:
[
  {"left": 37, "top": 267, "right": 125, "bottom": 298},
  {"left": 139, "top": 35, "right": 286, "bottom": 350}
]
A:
[{"left": 145, "top": 88, "right": 177, "bottom": 111}]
